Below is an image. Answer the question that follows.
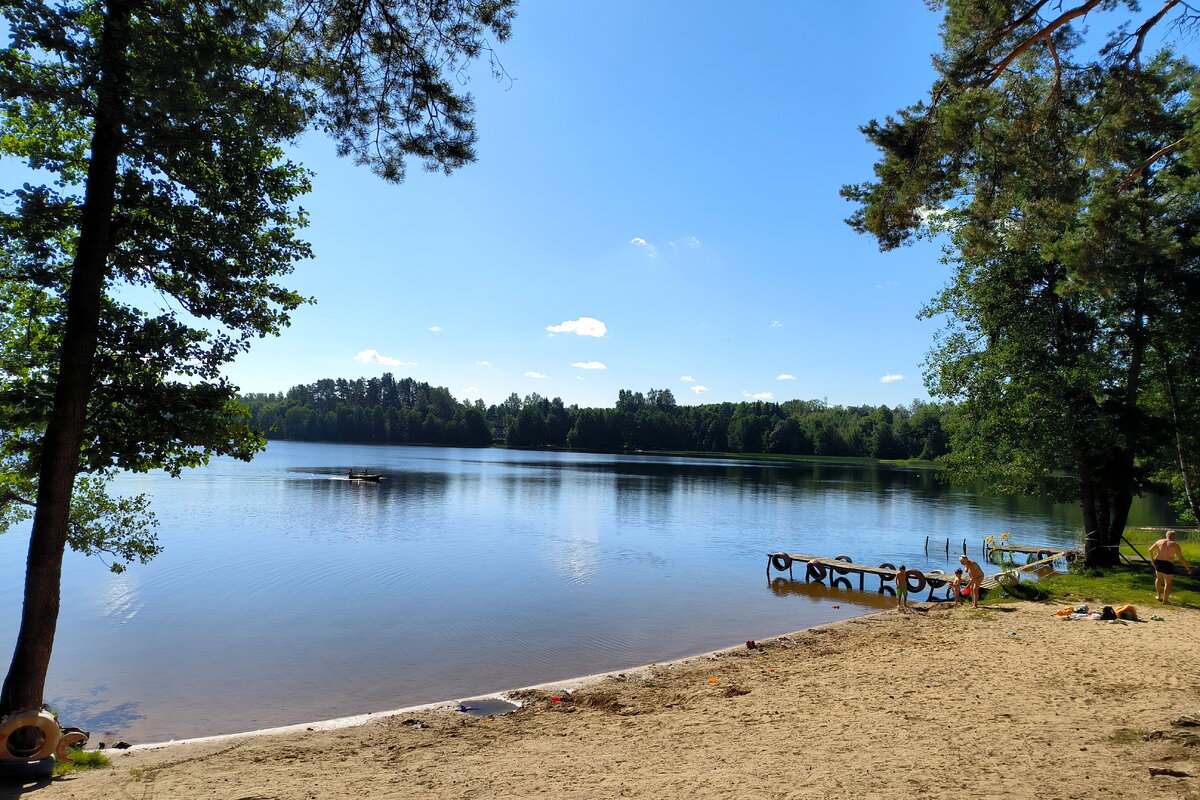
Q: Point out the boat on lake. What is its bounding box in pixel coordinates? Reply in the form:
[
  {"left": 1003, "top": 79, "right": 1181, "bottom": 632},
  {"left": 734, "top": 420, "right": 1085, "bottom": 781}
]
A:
[{"left": 347, "top": 469, "right": 382, "bottom": 482}]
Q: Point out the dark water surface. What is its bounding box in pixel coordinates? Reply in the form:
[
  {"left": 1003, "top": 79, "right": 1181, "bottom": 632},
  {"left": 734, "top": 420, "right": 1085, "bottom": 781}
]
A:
[{"left": 0, "top": 442, "right": 1172, "bottom": 743}]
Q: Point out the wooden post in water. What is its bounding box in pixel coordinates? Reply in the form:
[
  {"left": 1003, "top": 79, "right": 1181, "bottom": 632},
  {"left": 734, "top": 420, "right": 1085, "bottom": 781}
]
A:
[
  {"left": 945, "top": 538, "right": 949, "bottom": 557},
  {"left": 962, "top": 539, "right": 967, "bottom": 555},
  {"left": 924, "top": 536, "right": 928, "bottom": 555}
]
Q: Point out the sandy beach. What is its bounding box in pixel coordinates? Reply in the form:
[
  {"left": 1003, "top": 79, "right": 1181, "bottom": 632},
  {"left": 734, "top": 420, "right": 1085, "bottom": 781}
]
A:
[{"left": 5, "top": 599, "right": 1199, "bottom": 800}]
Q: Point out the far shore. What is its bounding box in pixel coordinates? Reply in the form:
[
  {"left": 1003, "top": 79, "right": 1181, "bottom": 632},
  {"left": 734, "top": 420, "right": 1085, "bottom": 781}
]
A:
[{"left": 11, "top": 599, "right": 1200, "bottom": 800}]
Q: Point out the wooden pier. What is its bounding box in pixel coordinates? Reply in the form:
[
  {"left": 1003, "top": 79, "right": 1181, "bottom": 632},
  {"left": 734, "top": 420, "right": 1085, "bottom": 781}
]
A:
[
  {"left": 766, "top": 552, "right": 960, "bottom": 602},
  {"left": 985, "top": 543, "right": 1078, "bottom": 563},
  {"left": 767, "top": 546, "right": 1075, "bottom": 601}
]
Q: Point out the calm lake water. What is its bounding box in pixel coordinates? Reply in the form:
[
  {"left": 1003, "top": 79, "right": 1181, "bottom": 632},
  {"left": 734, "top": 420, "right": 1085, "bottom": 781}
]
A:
[{"left": 0, "top": 442, "right": 1173, "bottom": 743}]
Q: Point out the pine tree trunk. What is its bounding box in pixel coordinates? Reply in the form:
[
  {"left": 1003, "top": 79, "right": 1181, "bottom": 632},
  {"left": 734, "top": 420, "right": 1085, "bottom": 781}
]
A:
[{"left": 0, "top": 0, "right": 129, "bottom": 718}]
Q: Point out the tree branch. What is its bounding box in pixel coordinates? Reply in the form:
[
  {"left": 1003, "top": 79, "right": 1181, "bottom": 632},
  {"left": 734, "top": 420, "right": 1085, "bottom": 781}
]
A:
[
  {"left": 984, "top": 0, "right": 1104, "bottom": 86},
  {"left": 1117, "top": 137, "right": 1186, "bottom": 192}
]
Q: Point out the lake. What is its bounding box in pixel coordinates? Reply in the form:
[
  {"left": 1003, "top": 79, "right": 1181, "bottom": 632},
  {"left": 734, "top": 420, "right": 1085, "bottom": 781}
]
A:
[{"left": 0, "top": 442, "right": 1172, "bottom": 743}]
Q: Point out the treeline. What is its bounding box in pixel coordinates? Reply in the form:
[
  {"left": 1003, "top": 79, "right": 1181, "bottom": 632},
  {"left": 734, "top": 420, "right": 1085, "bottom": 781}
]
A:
[{"left": 241, "top": 375, "right": 951, "bottom": 460}]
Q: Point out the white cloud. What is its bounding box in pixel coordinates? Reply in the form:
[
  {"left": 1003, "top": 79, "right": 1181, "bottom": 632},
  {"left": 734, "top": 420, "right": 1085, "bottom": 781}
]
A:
[
  {"left": 465, "top": 386, "right": 480, "bottom": 394},
  {"left": 743, "top": 391, "right": 775, "bottom": 401},
  {"left": 683, "top": 236, "right": 701, "bottom": 248},
  {"left": 777, "top": 374, "right": 796, "bottom": 381},
  {"left": 476, "top": 360, "right": 491, "bottom": 366},
  {"left": 691, "top": 385, "right": 709, "bottom": 394},
  {"left": 428, "top": 325, "right": 443, "bottom": 332},
  {"left": 571, "top": 361, "right": 607, "bottom": 370},
  {"left": 770, "top": 321, "right": 783, "bottom": 329},
  {"left": 881, "top": 373, "right": 905, "bottom": 383},
  {"left": 546, "top": 317, "right": 608, "bottom": 337},
  {"left": 524, "top": 371, "right": 549, "bottom": 379},
  {"left": 680, "top": 375, "right": 695, "bottom": 382},
  {"left": 629, "top": 237, "right": 658, "bottom": 258},
  {"left": 353, "top": 349, "right": 414, "bottom": 367}
]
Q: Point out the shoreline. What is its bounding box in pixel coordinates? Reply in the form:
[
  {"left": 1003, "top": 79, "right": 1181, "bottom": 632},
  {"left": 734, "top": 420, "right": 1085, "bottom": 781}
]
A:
[
  {"left": 116, "top": 615, "right": 859, "bottom": 753},
  {"left": 19, "top": 599, "right": 1200, "bottom": 800}
]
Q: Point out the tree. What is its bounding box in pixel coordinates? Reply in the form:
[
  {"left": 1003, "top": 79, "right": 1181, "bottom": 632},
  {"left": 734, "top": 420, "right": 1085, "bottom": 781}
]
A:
[
  {"left": 0, "top": 0, "right": 514, "bottom": 718},
  {"left": 844, "top": 0, "right": 1200, "bottom": 566}
]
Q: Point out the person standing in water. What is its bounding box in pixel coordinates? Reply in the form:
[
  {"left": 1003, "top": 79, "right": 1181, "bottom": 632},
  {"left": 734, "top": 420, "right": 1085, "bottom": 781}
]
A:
[{"left": 1148, "top": 530, "right": 1192, "bottom": 604}]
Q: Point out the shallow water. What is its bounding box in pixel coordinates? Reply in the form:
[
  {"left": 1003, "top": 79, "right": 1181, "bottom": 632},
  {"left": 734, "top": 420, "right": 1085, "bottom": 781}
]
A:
[{"left": 0, "top": 442, "right": 1172, "bottom": 743}]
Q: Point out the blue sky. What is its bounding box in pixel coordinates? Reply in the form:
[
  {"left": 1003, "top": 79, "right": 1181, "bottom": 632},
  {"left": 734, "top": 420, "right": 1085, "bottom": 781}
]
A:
[{"left": 225, "top": 2, "right": 950, "bottom": 408}]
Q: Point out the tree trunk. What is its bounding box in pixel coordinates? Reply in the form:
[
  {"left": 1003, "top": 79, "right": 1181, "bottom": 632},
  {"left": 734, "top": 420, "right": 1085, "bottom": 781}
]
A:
[{"left": 0, "top": 0, "right": 130, "bottom": 718}]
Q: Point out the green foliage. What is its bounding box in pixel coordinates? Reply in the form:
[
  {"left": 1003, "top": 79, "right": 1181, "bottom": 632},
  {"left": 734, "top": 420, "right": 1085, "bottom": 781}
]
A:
[
  {"left": 0, "top": 0, "right": 517, "bottom": 714},
  {"left": 243, "top": 378, "right": 955, "bottom": 460},
  {"left": 1044, "top": 564, "right": 1200, "bottom": 609},
  {"left": 54, "top": 748, "right": 113, "bottom": 774},
  {"left": 845, "top": 1, "right": 1200, "bottom": 566}
]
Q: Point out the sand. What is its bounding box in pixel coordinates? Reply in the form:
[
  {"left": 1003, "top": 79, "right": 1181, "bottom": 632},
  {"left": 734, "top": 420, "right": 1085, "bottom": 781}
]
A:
[{"left": 4, "top": 599, "right": 1199, "bottom": 800}]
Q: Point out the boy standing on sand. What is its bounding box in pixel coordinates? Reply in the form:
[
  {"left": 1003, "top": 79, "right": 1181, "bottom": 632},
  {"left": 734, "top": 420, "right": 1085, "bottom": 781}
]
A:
[
  {"left": 895, "top": 565, "right": 910, "bottom": 613},
  {"left": 959, "top": 556, "right": 984, "bottom": 608},
  {"left": 1148, "top": 530, "right": 1193, "bottom": 604}
]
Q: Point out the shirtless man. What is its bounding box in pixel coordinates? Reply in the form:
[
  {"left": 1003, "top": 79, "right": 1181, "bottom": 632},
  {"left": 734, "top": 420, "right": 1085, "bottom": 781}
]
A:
[
  {"left": 959, "top": 555, "right": 984, "bottom": 608},
  {"left": 1148, "top": 530, "right": 1192, "bottom": 604}
]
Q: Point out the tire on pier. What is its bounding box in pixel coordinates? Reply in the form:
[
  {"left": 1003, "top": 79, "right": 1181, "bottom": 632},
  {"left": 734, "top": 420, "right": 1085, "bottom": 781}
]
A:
[
  {"left": 877, "top": 563, "right": 896, "bottom": 594},
  {"left": 770, "top": 553, "right": 793, "bottom": 572},
  {"left": 831, "top": 555, "right": 854, "bottom": 575},
  {"left": 904, "top": 569, "right": 927, "bottom": 594},
  {"left": 806, "top": 561, "right": 828, "bottom": 582}
]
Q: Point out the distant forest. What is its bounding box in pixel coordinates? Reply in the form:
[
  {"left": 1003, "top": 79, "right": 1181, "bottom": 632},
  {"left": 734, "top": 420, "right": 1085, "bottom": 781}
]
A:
[{"left": 240, "top": 374, "right": 951, "bottom": 460}]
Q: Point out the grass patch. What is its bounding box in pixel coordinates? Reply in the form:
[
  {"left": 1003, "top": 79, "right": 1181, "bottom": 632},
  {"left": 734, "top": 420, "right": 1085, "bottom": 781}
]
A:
[
  {"left": 53, "top": 748, "right": 112, "bottom": 775},
  {"left": 992, "top": 580, "right": 1051, "bottom": 602},
  {"left": 1108, "top": 728, "right": 1149, "bottom": 745},
  {"left": 1120, "top": 528, "right": 1200, "bottom": 564},
  {"left": 1038, "top": 563, "right": 1200, "bottom": 609}
]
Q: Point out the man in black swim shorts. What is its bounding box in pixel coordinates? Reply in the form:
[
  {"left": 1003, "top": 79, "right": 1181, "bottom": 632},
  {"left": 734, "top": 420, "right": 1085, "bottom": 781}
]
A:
[{"left": 1148, "top": 530, "right": 1192, "bottom": 604}]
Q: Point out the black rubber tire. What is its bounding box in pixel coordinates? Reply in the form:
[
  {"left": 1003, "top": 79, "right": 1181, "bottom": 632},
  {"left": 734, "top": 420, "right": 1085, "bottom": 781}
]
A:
[
  {"left": 0, "top": 756, "right": 56, "bottom": 781},
  {"left": 904, "top": 569, "right": 927, "bottom": 593}
]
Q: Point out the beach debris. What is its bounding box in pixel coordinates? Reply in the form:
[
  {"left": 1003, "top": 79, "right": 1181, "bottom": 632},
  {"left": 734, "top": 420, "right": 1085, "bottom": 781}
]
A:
[
  {"left": 708, "top": 678, "right": 718, "bottom": 684},
  {"left": 113, "top": 741, "right": 131, "bottom": 749},
  {"left": 1171, "top": 714, "right": 1200, "bottom": 727},
  {"left": 1148, "top": 767, "right": 1192, "bottom": 778},
  {"left": 401, "top": 719, "right": 426, "bottom": 728},
  {"left": 832, "top": 605, "right": 840, "bottom": 609},
  {"left": 550, "top": 697, "right": 562, "bottom": 704},
  {"left": 1151, "top": 614, "right": 1165, "bottom": 621},
  {"left": 457, "top": 704, "right": 476, "bottom": 712},
  {"left": 1008, "top": 632, "right": 1018, "bottom": 636}
]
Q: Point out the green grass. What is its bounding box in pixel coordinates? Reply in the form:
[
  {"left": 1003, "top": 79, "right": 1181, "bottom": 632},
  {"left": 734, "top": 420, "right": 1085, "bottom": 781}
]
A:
[
  {"left": 53, "top": 749, "right": 112, "bottom": 775},
  {"left": 1120, "top": 527, "right": 1200, "bottom": 564},
  {"left": 1034, "top": 563, "right": 1200, "bottom": 609}
]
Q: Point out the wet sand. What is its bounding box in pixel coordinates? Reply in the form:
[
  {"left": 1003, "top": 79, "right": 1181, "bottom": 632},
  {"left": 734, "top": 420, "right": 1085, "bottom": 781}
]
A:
[{"left": 6, "top": 600, "right": 1199, "bottom": 799}]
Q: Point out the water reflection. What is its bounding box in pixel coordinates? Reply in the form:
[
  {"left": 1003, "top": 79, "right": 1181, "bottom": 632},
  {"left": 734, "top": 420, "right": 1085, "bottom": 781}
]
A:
[
  {"left": 767, "top": 577, "right": 899, "bottom": 610},
  {"left": 0, "top": 441, "right": 1176, "bottom": 745}
]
